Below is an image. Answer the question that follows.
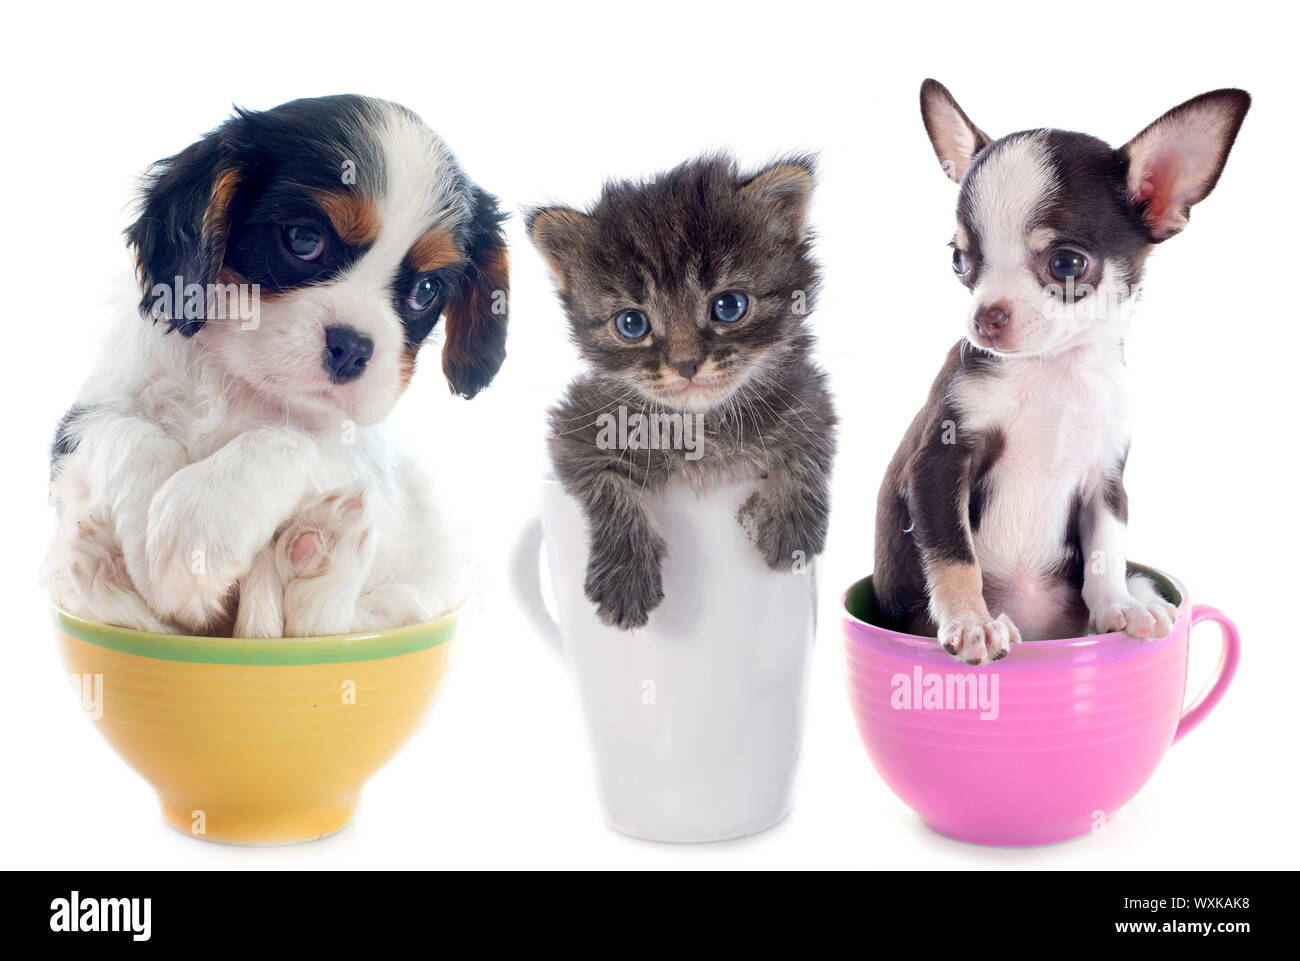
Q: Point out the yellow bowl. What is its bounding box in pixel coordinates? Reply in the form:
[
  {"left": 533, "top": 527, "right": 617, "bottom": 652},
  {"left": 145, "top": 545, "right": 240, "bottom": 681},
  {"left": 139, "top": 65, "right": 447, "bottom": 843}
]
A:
[{"left": 53, "top": 605, "right": 460, "bottom": 844}]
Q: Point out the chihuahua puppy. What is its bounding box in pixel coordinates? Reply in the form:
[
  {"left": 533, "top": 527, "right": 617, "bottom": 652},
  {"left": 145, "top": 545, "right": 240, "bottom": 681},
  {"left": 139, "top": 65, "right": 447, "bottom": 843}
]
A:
[
  {"left": 529, "top": 155, "right": 836, "bottom": 629},
  {"left": 875, "top": 80, "right": 1249, "bottom": 664}
]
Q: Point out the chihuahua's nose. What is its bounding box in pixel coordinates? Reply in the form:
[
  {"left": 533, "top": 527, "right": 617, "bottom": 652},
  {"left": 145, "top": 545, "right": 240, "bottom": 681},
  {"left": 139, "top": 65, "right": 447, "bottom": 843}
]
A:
[
  {"left": 323, "top": 325, "right": 374, "bottom": 383},
  {"left": 974, "top": 304, "right": 1010, "bottom": 339},
  {"left": 671, "top": 357, "right": 702, "bottom": 379}
]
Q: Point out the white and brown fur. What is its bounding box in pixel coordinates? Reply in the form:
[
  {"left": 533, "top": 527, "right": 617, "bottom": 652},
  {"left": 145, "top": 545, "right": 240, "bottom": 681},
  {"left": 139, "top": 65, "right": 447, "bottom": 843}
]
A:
[
  {"left": 42, "top": 95, "right": 509, "bottom": 637},
  {"left": 875, "top": 80, "right": 1249, "bottom": 665}
]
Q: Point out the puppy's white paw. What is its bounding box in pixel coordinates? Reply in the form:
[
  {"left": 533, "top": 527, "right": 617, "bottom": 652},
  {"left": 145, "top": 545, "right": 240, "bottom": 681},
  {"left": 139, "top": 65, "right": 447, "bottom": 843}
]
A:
[
  {"left": 146, "top": 487, "right": 253, "bottom": 632},
  {"left": 232, "top": 546, "right": 284, "bottom": 639},
  {"left": 277, "top": 489, "right": 373, "bottom": 579},
  {"left": 1089, "top": 596, "right": 1177, "bottom": 639},
  {"left": 49, "top": 514, "right": 175, "bottom": 634},
  {"left": 278, "top": 488, "right": 376, "bottom": 637},
  {"left": 937, "top": 611, "right": 1021, "bottom": 666},
  {"left": 145, "top": 537, "right": 240, "bottom": 632}
]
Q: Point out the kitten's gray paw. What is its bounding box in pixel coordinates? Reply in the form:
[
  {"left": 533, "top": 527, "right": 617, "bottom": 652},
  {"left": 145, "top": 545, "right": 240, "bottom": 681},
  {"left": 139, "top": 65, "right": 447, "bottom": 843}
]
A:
[
  {"left": 738, "top": 493, "right": 825, "bottom": 571},
  {"left": 584, "top": 533, "right": 666, "bottom": 630}
]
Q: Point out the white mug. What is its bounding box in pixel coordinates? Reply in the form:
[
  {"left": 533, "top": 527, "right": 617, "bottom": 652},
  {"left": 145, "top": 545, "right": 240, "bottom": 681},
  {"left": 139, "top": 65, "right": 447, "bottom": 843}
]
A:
[{"left": 519, "top": 477, "right": 817, "bottom": 842}]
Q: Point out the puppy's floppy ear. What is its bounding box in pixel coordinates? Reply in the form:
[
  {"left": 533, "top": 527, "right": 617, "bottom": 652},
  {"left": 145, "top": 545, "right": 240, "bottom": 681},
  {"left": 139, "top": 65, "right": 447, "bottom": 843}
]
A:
[
  {"left": 525, "top": 205, "right": 592, "bottom": 288},
  {"left": 739, "top": 156, "right": 815, "bottom": 241},
  {"left": 920, "top": 79, "right": 992, "bottom": 184},
  {"left": 125, "top": 125, "right": 243, "bottom": 336},
  {"left": 443, "top": 185, "right": 509, "bottom": 399},
  {"left": 1120, "top": 89, "right": 1250, "bottom": 242}
]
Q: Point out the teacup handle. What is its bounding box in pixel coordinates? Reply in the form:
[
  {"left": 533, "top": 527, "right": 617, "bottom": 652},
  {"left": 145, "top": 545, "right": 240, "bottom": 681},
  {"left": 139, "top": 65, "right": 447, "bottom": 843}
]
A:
[
  {"left": 1171, "top": 605, "right": 1241, "bottom": 745},
  {"left": 509, "top": 517, "right": 563, "bottom": 649}
]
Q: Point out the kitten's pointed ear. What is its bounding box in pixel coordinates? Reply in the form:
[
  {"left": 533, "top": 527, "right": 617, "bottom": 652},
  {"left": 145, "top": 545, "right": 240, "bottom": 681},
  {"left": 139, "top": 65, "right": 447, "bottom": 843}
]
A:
[
  {"left": 1120, "top": 89, "right": 1250, "bottom": 242},
  {"left": 739, "top": 158, "right": 815, "bottom": 241},
  {"left": 443, "top": 185, "right": 509, "bottom": 399},
  {"left": 526, "top": 206, "right": 591, "bottom": 288},
  {"left": 920, "top": 79, "right": 992, "bottom": 184}
]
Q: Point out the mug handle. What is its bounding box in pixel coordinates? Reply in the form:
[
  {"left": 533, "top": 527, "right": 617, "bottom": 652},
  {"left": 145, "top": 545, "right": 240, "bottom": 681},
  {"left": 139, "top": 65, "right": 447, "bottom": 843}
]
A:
[
  {"left": 1171, "top": 605, "right": 1241, "bottom": 745},
  {"left": 509, "top": 517, "right": 563, "bottom": 649}
]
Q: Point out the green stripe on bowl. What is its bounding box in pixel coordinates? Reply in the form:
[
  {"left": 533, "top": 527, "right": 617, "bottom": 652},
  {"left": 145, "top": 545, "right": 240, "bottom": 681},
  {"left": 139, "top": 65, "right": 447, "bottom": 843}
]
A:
[{"left": 52, "top": 605, "right": 460, "bottom": 665}]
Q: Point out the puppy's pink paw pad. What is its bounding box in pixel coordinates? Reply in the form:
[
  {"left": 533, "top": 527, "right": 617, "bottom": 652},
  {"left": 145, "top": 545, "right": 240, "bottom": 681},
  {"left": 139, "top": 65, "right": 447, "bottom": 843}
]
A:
[{"left": 288, "top": 531, "right": 329, "bottom": 577}]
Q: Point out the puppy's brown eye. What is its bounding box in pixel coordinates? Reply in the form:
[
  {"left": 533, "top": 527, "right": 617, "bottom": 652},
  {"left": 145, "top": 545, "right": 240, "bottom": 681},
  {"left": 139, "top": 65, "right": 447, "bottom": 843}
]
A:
[
  {"left": 952, "top": 248, "right": 971, "bottom": 276},
  {"left": 1048, "top": 250, "right": 1088, "bottom": 282},
  {"left": 614, "top": 309, "right": 650, "bottom": 340},
  {"left": 408, "top": 276, "right": 440, "bottom": 311},
  {"left": 284, "top": 226, "right": 324, "bottom": 261}
]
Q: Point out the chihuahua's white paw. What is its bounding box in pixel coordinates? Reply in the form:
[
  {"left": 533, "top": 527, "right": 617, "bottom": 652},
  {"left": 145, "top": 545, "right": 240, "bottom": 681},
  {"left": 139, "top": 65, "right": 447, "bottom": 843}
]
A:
[
  {"left": 938, "top": 611, "right": 1021, "bottom": 666},
  {"left": 1089, "top": 595, "right": 1177, "bottom": 639}
]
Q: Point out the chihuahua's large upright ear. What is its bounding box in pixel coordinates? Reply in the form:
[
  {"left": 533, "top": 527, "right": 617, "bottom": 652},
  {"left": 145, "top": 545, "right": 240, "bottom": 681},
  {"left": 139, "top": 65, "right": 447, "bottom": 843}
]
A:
[
  {"left": 126, "top": 126, "right": 243, "bottom": 336},
  {"left": 920, "top": 79, "right": 992, "bottom": 184},
  {"left": 443, "top": 185, "right": 509, "bottom": 399},
  {"left": 740, "top": 157, "right": 815, "bottom": 242},
  {"left": 526, "top": 206, "right": 592, "bottom": 289},
  {"left": 1120, "top": 89, "right": 1251, "bottom": 242}
]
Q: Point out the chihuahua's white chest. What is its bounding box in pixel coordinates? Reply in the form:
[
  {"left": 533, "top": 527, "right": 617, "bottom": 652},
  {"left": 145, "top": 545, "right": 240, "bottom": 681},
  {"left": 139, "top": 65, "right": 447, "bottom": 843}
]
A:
[{"left": 954, "top": 347, "right": 1130, "bottom": 634}]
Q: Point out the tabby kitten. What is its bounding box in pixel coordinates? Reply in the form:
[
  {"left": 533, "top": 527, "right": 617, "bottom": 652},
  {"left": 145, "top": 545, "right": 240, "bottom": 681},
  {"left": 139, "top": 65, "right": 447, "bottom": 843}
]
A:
[{"left": 527, "top": 154, "right": 837, "bottom": 629}]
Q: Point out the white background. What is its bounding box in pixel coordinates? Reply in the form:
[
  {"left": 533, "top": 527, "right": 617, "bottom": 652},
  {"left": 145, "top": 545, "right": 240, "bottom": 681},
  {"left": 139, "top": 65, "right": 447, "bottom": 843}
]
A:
[{"left": 2, "top": 0, "right": 1297, "bottom": 869}]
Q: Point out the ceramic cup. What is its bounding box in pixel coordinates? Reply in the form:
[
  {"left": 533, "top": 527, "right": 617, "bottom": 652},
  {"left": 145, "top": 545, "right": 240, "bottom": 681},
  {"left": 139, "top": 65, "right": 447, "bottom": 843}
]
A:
[
  {"left": 54, "top": 605, "right": 460, "bottom": 844},
  {"left": 519, "top": 478, "right": 817, "bottom": 842},
  {"left": 841, "top": 563, "right": 1240, "bottom": 846}
]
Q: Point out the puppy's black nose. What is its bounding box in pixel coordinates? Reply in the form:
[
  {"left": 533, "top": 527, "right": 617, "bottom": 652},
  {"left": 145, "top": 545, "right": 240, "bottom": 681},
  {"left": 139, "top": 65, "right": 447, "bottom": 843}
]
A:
[
  {"left": 323, "top": 325, "right": 373, "bottom": 383},
  {"left": 671, "top": 357, "right": 701, "bottom": 379},
  {"left": 974, "top": 305, "right": 1010, "bottom": 338}
]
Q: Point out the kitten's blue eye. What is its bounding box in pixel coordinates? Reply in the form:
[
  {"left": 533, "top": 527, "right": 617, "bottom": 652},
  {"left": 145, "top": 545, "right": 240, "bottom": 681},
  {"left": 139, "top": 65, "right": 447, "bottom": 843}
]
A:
[
  {"left": 711, "top": 291, "right": 748, "bottom": 324},
  {"left": 614, "top": 309, "right": 650, "bottom": 340},
  {"left": 408, "top": 276, "right": 440, "bottom": 311}
]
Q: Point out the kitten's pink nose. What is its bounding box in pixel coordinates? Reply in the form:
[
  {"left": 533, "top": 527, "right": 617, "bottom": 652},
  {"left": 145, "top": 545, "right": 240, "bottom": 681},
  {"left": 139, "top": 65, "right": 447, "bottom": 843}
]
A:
[
  {"left": 671, "top": 357, "right": 701, "bottom": 379},
  {"left": 974, "top": 303, "right": 1010, "bottom": 339}
]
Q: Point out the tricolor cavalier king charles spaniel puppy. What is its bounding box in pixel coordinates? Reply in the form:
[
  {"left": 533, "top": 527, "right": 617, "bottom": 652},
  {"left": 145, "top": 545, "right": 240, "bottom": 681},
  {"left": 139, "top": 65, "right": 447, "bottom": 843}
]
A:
[{"left": 42, "top": 95, "right": 509, "bottom": 637}]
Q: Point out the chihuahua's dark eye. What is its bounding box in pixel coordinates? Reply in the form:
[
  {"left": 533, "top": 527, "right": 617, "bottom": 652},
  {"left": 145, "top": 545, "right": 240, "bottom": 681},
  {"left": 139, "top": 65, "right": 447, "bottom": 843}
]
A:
[
  {"left": 952, "top": 248, "right": 971, "bottom": 276},
  {"left": 614, "top": 309, "right": 650, "bottom": 341},
  {"left": 711, "top": 291, "right": 749, "bottom": 324},
  {"left": 408, "top": 276, "right": 440, "bottom": 311},
  {"left": 1048, "top": 250, "right": 1088, "bottom": 282},
  {"left": 284, "top": 226, "right": 324, "bottom": 261}
]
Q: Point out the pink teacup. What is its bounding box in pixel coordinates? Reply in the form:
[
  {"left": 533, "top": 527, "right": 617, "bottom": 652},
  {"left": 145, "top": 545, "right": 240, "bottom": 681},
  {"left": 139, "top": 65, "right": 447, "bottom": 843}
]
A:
[{"left": 841, "top": 564, "right": 1240, "bottom": 846}]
